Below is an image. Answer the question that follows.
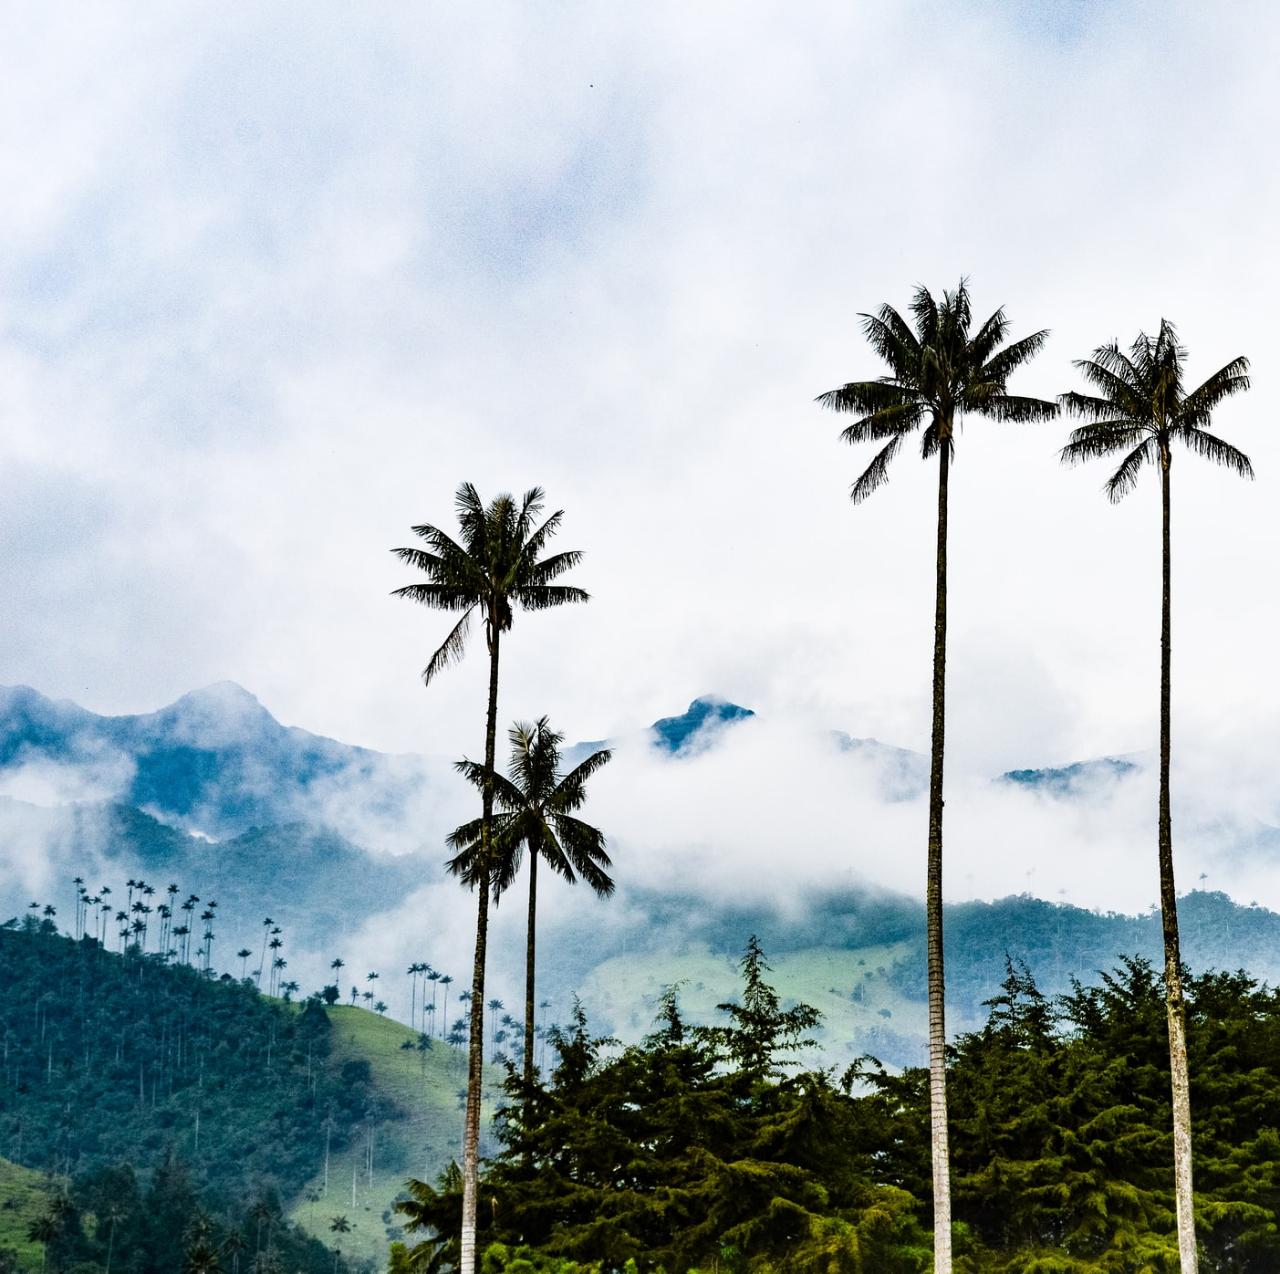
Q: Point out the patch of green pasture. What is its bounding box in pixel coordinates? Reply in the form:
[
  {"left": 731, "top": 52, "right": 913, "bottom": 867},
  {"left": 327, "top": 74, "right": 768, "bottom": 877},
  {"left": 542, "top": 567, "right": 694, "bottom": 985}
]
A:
[
  {"left": 0, "top": 1156, "right": 53, "bottom": 1270},
  {"left": 288, "top": 1005, "right": 498, "bottom": 1267}
]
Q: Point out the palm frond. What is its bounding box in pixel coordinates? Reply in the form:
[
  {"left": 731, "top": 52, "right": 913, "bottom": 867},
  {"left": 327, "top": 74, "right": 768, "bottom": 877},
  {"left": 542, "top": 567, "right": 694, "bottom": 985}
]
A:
[
  {"left": 1174, "top": 426, "right": 1254, "bottom": 479},
  {"left": 452, "top": 758, "right": 527, "bottom": 810},
  {"left": 1154, "top": 319, "right": 1184, "bottom": 367},
  {"left": 421, "top": 606, "right": 475, "bottom": 685},
  {"left": 979, "top": 393, "right": 1058, "bottom": 423},
  {"left": 389, "top": 581, "right": 478, "bottom": 611},
  {"left": 1059, "top": 390, "right": 1141, "bottom": 424},
  {"left": 1059, "top": 421, "right": 1148, "bottom": 463},
  {"left": 979, "top": 329, "right": 1050, "bottom": 385},
  {"left": 514, "top": 584, "right": 591, "bottom": 611},
  {"left": 1126, "top": 330, "right": 1158, "bottom": 386},
  {"left": 966, "top": 306, "right": 1009, "bottom": 367},
  {"left": 486, "top": 818, "right": 534, "bottom": 895},
  {"left": 515, "top": 487, "right": 548, "bottom": 543},
  {"left": 849, "top": 434, "right": 904, "bottom": 504},
  {"left": 444, "top": 816, "right": 484, "bottom": 853},
  {"left": 1078, "top": 346, "right": 1142, "bottom": 404},
  {"left": 405, "top": 526, "right": 485, "bottom": 583},
  {"left": 1104, "top": 438, "right": 1156, "bottom": 503},
  {"left": 815, "top": 379, "right": 914, "bottom": 415},
  {"left": 836, "top": 402, "right": 925, "bottom": 446},
  {"left": 549, "top": 814, "right": 614, "bottom": 896},
  {"left": 1177, "top": 356, "right": 1250, "bottom": 427},
  {"left": 876, "top": 303, "right": 921, "bottom": 360},
  {"left": 452, "top": 482, "right": 488, "bottom": 553},
  {"left": 453, "top": 482, "right": 485, "bottom": 524},
  {"left": 516, "top": 508, "right": 564, "bottom": 568},
  {"left": 521, "top": 549, "right": 584, "bottom": 586},
  {"left": 858, "top": 310, "right": 919, "bottom": 379},
  {"left": 446, "top": 811, "right": 520, "bottom": 892},
  {"left": 910, "top": 284, "right": 940, "bottom": 348},
  {"left": 557, "top": 747, "right": 613, "bottom": 793},
  {"left": 934, "top": 279, "right": 971, "bottom": 349}
]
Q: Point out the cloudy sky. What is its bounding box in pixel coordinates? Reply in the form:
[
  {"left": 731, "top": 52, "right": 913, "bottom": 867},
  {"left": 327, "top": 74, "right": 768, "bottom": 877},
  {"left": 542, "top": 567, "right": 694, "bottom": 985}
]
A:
[{"left": 3, "top": 2, "right": 1280, "bottom": 914}]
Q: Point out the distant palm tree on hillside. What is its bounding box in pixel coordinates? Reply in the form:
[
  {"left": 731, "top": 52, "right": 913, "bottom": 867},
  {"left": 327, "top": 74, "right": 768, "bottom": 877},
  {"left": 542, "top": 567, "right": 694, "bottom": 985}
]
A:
[{"left": 439, "top": 974, "right": 453, "bottom": 1038}]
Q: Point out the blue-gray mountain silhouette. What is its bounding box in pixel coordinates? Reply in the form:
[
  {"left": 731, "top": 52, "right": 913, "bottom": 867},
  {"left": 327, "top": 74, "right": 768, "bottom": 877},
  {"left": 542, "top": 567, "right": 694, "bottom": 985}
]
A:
[
  {"left": 0, "top": 681, "right": 413, "bottom": 840},
  {"left": 650, "top": 696, "right": 755, "bottom": 752}
]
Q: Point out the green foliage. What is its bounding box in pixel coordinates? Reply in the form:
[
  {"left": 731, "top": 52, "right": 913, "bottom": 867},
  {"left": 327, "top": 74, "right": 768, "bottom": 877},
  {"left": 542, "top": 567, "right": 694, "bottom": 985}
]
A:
[
  {"left": 479, "top": 1243, "right": 602, "bottom": 1272},
  {"left": 0, "top": 921, "right": 391, "bottom": 1207},
  {"left": 0, "top": 1156, "right": 53, "bottom": 1267},
  {"left": 864, "top": 957, "right": 1280, "bottom": 1271},
  {"left": 399, "top": 943, "right": 929, "bottom": 1272},
  {"left": 400, "top": 943, "right": 1280, "bottom": 1272},
  {"left": 30, "top": 1156, "right": 346, "bottom": 1274}
]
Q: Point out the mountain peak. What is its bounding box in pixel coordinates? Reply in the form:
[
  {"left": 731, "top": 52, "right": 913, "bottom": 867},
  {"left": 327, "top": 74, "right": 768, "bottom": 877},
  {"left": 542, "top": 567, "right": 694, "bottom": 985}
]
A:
[
  {"left": 151, "top": 681, "right": 278, "bottom": 744},
  {"left": 650, "top": 696, "right": 755, "bottom": 754},
  {"left": 172, "top": 681, "right": 264, "bottom": 711}
]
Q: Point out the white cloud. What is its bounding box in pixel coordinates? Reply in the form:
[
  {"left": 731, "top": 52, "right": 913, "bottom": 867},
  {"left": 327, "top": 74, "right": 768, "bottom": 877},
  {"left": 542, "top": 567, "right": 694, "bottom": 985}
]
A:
[
  {"left": 0, "top": 746, "right": 134, "bottom": 808},
  {"left": 1, "top": 0, "right": 1278, "bottom": 929}
]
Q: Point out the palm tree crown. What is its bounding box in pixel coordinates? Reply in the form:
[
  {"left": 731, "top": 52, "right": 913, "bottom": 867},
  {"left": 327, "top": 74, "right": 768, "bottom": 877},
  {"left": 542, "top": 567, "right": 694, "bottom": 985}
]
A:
[
  {"left": 446, "top": 718, "right": 614, "bottom": 898},
  {"left": 448, "top": 717, "right": 612, "bottom": 1092},
  {"left": 817, "top": 278, "right": 1055, "bottom": 500},
  {"left": 1059, "top": 319, "right": 1252, "bottom": 496},
  {"left": 391, "top": 483, "right": 588, "bottom": 685}
]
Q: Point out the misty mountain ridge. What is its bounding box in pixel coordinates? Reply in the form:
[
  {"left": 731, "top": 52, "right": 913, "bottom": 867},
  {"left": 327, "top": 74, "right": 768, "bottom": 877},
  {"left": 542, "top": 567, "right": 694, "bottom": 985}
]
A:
[
  {"left": 0, "top": 681, "right": 1145, "bottom": 837},
  {"left": 0, "top": 793, "right": 418, "bottom": 951},
  {"left": 3, "top": 681, "right": 1279, "bottom": 1070}
]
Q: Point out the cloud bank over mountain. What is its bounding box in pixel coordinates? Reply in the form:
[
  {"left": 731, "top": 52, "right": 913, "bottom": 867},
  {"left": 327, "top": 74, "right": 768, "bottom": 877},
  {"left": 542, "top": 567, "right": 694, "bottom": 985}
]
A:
[
  {"left": 2, "top": 677, "right": 1279, "bottom": 1064},
  {"left": 3, "top": 682, "right": 1278, "bottom": 965}
]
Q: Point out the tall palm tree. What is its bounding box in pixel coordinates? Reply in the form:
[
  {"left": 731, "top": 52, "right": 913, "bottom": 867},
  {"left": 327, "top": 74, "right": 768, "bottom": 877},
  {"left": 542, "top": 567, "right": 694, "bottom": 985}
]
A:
[
  {"left": 1060, "top": 320, "right": 1251, "bottom": 1273},
  {"left": 27, "top": 1213, "right": 56, "bottom": 1273},
  {"left": 255, "top": 919, "right": 274, "bottom": 986},
  {"left": 103, "top": 1202, "right": 126, "bottom": 1274},
  {"left": 439, "top": 975, "right": 453, "bottom": 1039},
  {"left": 407, "top": 963, "right": 423, "bottom": 1029},
  {"left": 486, "top": 999, "right": 504, "bottom": 1062},
  {"left": 328, "top": 1215, "right": 352, "bottom": 1274},
  {"left": 448, "top": 717, "right": 613, "bottom": 1095},
  {"left": 817, "top": 280, "right": 1053, "bottom": 1271},
  {"left": 393, "top": 481, "right": 587, "bottom": 1274}
]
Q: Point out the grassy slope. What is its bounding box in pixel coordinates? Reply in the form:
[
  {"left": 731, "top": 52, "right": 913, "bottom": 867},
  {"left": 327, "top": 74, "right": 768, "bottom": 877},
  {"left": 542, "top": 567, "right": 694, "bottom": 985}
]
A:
[
  {"left": 0, "top": 1157, "right": 52, "bottom": 1269},
  {"left": 288, "top": 1006, "right": 498, "bottom": 1268},
  {"left": 577, "top": 941, "right": 975, "bottom": 1071}
]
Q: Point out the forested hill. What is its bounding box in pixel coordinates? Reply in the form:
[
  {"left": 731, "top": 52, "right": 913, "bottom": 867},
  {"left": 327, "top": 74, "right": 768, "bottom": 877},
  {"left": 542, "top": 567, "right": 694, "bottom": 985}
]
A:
[{"left": 0, "top": 920, "right": 476, "bottom": 1268}]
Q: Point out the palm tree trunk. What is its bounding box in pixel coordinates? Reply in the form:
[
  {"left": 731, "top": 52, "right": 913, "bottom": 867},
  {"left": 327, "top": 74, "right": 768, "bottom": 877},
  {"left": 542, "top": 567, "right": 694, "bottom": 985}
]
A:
[
  {"left": 524, "top": 849, "right": 537, "bottom": 1096},
  {"left": 1160, "top": 453, "right": 1197, "bottom": 1273},
  {"left": 928, "top": 440, "right": 952, "bottom": 1273},
  {"left": 460, "top": 622, "right": 500, "bottom": 1274}
]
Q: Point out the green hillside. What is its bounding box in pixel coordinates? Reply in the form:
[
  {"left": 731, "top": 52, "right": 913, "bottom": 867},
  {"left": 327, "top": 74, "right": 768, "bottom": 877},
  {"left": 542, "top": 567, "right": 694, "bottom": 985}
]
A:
[
  {"left": 0, "top": 920, "right": 493, "bottom": 1269},
  {"left": 288, "top": 1006, "right": 499, "bottom": 1265},
  {"left": 0, "top": 1158, "right": 52, "bottom": 1269}
]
